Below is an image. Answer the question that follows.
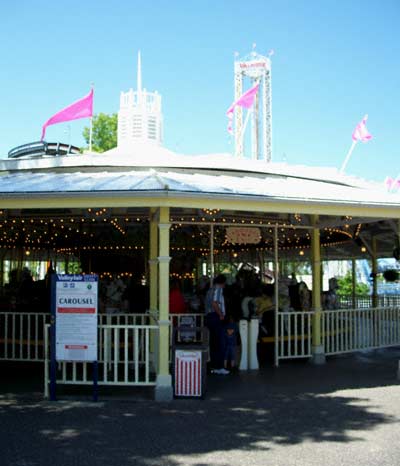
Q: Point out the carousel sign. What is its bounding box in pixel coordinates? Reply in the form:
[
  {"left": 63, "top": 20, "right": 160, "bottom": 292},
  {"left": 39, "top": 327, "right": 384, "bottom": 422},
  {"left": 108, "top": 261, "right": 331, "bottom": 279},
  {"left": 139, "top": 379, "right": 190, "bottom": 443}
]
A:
[
  {"left": 54, "top": 274, "right": 98, "bottom": 362},
  {"left": 226, "top": 227, "right": 261, "bottom": 245}
]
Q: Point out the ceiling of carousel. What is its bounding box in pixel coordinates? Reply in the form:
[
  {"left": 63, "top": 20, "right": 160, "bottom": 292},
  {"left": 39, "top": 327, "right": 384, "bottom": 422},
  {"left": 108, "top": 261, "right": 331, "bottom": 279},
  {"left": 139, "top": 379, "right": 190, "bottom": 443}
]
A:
[{"left": 0, "top": 206, "right": 398, "bottom": 265}]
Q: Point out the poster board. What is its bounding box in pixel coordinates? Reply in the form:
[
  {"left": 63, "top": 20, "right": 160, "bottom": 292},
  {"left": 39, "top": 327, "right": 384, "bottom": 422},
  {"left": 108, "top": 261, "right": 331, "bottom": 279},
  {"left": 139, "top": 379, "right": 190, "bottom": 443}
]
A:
[{"left": 54, "top": 274, "right": 98, "bottom": 362}]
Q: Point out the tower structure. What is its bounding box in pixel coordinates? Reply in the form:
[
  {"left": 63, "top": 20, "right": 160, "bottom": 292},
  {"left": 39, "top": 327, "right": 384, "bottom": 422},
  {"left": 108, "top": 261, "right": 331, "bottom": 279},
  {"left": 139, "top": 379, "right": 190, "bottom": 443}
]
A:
[
  {"left": 117, "top": 52, "right": 163, "bottom": 147},
  {"left": 233, "top": 49, "right": 272, "bottom": 162}
]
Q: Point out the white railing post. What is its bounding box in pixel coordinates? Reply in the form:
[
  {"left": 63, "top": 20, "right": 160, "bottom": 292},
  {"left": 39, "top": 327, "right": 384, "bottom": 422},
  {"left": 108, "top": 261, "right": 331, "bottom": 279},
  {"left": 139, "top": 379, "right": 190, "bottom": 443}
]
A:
[
  {"left": 248, "top": 317, "right": 259, "bottom": 370},
  {"left": 44, "top": 324, "right": 49, "bottom": 399},
  {"left": 239, "top": 319, "right": 248, "bottom": 370}
]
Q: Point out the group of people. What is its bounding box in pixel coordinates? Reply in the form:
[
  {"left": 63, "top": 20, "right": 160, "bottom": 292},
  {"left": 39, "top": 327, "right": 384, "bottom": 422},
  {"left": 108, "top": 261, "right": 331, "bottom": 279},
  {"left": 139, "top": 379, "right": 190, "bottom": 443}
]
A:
[
  {"left": 0, "top": 267, "right": 54, "bottom": 313},
  {"left": 202, "top": 272, "right": 340, "bottom": 375}
]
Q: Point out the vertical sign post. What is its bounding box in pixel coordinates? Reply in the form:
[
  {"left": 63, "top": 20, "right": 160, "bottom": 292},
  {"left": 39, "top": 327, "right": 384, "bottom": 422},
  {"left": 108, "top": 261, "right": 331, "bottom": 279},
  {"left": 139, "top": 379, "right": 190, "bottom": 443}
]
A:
[{"left": 50, "top": 274, "right": 99, "bottom": 401}]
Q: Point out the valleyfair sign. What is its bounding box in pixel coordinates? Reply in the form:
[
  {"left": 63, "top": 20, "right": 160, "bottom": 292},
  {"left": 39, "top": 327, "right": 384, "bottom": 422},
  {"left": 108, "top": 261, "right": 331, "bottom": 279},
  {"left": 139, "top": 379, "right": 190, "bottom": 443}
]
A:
[
  {"left": 235, "top": 59, "right": 270, "bottom": 78},
  {"left": 226, "top": 227, "right": 261, "bottom": 245},
  {"left": 239, "top": 60, "right": 267, "bottom": 69}
]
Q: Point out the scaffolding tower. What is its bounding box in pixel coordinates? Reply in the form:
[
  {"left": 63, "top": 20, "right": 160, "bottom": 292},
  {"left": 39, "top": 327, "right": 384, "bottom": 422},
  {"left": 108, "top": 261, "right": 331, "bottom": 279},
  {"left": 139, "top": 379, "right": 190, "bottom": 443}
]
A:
[{"left": 233, "top": 49, "right": 272, "bottom": 162}]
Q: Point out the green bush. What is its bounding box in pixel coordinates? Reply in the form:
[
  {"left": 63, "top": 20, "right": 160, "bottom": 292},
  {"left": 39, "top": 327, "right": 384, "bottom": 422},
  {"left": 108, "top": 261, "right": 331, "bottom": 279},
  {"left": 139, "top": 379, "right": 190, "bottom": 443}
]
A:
[{"left": 336, "top": 272, "right": 370, "bottom": 296}]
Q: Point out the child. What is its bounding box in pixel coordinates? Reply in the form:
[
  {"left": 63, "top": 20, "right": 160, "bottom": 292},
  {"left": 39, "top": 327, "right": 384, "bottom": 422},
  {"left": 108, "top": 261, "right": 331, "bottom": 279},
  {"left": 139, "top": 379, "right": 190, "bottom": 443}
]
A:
[{"left": 224, "top": 316, "right": 239, "bottom": 371}]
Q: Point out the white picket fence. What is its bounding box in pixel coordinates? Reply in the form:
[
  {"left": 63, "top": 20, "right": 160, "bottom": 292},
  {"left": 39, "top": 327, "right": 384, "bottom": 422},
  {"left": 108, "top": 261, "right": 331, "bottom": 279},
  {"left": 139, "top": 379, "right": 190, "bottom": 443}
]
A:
[
  {"left": 44, "top": 322, "right": 158, "bottom": 397},
  {"left": 276, "top": 307, "right": 400, "bottom": 362},
  {"left": 322, "top": 307, "right": 400, "bottom": 355},
  {"left": 2, "top": 307, "right": 399, "bottom": 393},
  {"left": 0, "top": 312, "right": 50, "bottom": 361},
  {"left": 276, "top": 311, "right": 314, "bottom": 362},
  {"left": 0, "top": 312, "right": 152, "bottom": 362}
]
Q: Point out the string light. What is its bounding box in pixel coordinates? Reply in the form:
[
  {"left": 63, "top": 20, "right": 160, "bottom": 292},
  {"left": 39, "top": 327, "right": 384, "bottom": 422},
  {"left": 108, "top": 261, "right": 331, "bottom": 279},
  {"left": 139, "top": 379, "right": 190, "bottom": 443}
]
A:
[{"left": 0, "top": 210, "right": 383, "bottom": 264}]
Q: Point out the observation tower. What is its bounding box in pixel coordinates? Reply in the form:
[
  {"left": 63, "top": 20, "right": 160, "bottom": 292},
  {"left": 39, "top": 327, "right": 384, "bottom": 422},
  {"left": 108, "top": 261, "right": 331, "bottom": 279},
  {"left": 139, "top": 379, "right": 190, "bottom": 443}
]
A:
[
  {"left": 117, "top": 52, "right": 163, "bottom": 147},
  {"left": 233, "top": 47, "right": 272, "bottom": 162}
]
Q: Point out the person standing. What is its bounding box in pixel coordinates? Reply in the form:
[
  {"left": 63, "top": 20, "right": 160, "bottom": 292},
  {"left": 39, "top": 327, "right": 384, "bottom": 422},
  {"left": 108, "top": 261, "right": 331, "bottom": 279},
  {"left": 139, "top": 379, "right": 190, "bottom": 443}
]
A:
[
  {"left": 169, "top": 278, "right": 187, "bottom": 314},
  {"left": 205, "top": 274, "right": 229, "bottom": 375},
  {"left": 224, "top": 315, "right": 239, "bottom": 371}
]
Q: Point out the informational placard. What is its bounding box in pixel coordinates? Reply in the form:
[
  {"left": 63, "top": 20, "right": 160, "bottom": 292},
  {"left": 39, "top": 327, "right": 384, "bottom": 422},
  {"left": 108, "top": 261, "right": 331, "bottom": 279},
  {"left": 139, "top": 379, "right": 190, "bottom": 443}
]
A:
[{"left": 54, "top": 274, "right": 98, "bottom": 362}]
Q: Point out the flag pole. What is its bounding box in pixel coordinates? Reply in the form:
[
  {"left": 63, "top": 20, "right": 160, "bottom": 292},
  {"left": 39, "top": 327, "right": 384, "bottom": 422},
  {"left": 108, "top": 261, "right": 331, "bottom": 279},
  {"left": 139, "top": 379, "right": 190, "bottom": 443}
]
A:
[
  {"left": 89, "top": 118, "right": 93, "bottom": 152},
  {"left": 340, "top": 140, "right": 357, "bottom": 173},
  {"left": 89, "top": 83, "right": 94, "bottom": 152}
]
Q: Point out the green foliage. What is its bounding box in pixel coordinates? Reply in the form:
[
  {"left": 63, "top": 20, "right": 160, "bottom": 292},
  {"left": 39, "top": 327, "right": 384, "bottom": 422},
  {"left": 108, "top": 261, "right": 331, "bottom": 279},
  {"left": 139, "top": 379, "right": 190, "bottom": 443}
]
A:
[
  {"left": 67, "top": 261, "right": 82, "bottom": 274},
  {"left": 336, "top": 272, "right": 370, "bottom": 296},
  {"left": 82, "top": 113, "right": 117, "bottom": 152},
  {"left": 281, "top": 260, "right": 311, "bottom": 277}
]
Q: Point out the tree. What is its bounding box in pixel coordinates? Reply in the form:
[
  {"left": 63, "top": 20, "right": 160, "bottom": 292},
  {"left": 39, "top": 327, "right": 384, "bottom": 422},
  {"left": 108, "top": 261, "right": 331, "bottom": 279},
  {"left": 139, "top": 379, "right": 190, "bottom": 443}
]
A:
[
  {"left": 336, "top": 272, "right": 370, "bottom": 296},
  {"left": 82, "top": 113, "right": 117, "bottom": 152}
]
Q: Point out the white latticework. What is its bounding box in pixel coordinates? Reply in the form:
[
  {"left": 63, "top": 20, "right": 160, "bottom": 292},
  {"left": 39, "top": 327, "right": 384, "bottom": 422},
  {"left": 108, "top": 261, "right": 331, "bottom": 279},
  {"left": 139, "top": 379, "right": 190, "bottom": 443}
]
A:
[
  {"left": 232, "top": 51, "right": 272, "bottom": 162},
  {"left": 117, "top": 52, "right": 163, "bottom": 147}
]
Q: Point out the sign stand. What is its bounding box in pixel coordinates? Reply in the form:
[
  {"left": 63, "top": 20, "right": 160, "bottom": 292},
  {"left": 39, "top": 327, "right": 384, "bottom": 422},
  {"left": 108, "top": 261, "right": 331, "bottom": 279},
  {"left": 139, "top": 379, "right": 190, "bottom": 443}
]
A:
[
  {"left": 50, "top": 274, "right": 57, "bottom": 401},
  {"left": 93, "top": 360, "right": 98, "bottom": 402},
  {"left": 49, "top": 274, "right": 99, "bottom": 402}
]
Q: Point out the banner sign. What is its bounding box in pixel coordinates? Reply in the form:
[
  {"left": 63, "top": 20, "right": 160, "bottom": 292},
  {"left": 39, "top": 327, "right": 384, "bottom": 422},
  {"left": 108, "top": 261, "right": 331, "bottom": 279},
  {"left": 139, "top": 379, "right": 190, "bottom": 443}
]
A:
[
  {"left": 226, "top": 227, "right": 261, "bottom": 245},
  {"left": 55, "top": 274, "right": 98, "bottom": 362}
]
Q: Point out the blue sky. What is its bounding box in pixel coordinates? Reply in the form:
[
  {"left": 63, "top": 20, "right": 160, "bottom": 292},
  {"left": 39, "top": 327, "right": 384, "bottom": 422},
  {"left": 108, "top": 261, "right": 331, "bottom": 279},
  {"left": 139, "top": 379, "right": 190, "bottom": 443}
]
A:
[{"left": 1, "top": 0, "right": 399, "bottom": 181}]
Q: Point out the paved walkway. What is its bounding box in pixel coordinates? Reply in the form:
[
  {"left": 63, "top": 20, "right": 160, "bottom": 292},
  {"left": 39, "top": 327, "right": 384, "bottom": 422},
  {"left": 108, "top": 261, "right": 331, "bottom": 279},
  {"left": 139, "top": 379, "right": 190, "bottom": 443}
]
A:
[{"left": 1, "top": 348, "right": 400, "bottom": 466}]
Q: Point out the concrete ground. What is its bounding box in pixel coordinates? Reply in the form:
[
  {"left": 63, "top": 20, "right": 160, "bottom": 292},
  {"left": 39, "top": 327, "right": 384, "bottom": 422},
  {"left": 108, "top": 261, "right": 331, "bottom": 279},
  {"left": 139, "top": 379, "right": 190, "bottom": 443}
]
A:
[{"left": 1, "top": 348, "right": 400, "bottom": 466}]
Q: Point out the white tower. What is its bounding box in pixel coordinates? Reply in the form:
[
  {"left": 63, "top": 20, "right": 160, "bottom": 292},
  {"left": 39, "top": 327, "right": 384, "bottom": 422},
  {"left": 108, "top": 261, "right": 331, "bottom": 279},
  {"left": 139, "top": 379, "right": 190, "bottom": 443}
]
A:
[
  {"left": 233, "top": 48, "right": 272, "bottom": 162},
  {"left": 117, "top": 52, "right": 163, "bottom": 147}
]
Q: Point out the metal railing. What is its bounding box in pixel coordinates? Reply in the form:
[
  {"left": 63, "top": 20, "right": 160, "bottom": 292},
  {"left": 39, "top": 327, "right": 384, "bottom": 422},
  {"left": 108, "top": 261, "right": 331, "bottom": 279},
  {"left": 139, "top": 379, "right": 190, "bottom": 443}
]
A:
[
  {"left": 322, "top": 307, "right": 400, "bottom": 355},
  {"left": 276, "top": 311, "right": 314, "bottom": 361},
  {"left": 44, "top": 322, "right": 158, "bottom": 397},
  {"left": 98, "top": 313, "right": 151, "bottom": 326},
  {"left": 0, "top": 312, "right": 50, "bottom": 361},
  {"left": 0, "top": 312, "right": 150, "bottom": 362},
  {"left": 338, "top": 295, "right": 400, "bottom": 309}
]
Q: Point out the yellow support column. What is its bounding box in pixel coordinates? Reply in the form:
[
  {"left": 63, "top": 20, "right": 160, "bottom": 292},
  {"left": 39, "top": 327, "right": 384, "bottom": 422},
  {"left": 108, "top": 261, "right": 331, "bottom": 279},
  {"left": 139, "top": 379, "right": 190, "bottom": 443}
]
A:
[
  {"left": 155, "top": 206, "right": 172, "bottom": 401},
  {"left": 372, "top": 238, "right": 378, "bottom": 308},
  {"left": 311, "top": 215, "right": 326, "bottom": 365},
  {"left": 352, "top": 258, "right": 356, "bottom": 309},
  {"left": 148, "top": 208, "right": 159, "bottom": 370}
]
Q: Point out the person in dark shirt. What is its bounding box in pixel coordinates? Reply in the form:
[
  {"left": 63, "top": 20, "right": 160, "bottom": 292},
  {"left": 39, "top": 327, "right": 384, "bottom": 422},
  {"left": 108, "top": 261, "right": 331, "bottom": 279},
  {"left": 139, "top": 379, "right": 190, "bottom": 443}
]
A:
[{"left": 224, "top": 315, "right": 239, "bottom": 371}]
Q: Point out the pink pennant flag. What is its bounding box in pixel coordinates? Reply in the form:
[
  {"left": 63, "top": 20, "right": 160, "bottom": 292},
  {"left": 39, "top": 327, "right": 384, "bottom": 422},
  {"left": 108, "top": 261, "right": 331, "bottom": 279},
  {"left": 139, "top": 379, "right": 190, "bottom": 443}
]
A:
[
  {"left": 41, "top": 89, "right": 94, "bottom": 140},
  {"left": 385, "top": 177, "right": 400, "bottom": 193},
  {"left": 352, "top": 114, "right": 372, "bottom": 142},
  {"left": 226, "top": 83, "right": 260, "bottom": 134}
]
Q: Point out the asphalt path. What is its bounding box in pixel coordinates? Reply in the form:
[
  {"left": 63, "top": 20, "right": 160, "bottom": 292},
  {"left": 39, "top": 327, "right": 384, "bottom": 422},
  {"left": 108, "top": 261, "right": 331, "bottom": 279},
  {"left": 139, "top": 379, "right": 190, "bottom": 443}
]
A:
[{"left": 1, "top": 349, "right": 400, "bottom": 466}]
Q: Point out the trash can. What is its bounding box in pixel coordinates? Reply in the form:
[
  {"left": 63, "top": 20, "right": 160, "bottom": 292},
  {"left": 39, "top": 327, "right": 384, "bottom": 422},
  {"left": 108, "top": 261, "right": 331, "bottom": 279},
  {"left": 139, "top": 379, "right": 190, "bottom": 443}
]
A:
[{"left": 172, "top": 326, "right": 209, "bottom": 399}]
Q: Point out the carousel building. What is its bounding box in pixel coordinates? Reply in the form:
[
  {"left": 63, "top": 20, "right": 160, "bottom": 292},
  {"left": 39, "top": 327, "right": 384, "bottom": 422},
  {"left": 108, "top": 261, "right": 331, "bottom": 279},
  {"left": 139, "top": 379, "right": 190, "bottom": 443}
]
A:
[{"left": 1, "top": 52, "right": 400, "bottom": 401}]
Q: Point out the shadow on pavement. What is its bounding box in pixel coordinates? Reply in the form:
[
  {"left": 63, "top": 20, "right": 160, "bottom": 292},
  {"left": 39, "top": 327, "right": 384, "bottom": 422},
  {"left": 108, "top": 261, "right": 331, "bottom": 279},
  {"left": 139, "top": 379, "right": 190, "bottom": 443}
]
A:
[{"left": 0, "top": 348, "right": 399, "bottom": 465}]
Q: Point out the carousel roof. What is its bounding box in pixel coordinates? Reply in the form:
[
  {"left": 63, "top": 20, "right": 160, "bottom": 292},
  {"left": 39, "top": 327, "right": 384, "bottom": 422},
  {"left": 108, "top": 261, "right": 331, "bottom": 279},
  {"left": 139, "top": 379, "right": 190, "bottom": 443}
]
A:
[
  {"left": 0, "top": 143, "right": 398, "bottom": 209},
  {"left": 0, "top": 143, "right": 399, "bottom": 261}
]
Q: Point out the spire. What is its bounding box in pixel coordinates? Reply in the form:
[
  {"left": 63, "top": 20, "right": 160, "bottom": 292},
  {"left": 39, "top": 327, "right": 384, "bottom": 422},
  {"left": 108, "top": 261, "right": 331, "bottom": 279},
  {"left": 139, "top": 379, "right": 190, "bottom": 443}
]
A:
[
  {"left": 137, "top": 50, "right": 142, "bottom": 93},
  {"left": 118, "top": 51, "right": 163, "bottom": 147}
]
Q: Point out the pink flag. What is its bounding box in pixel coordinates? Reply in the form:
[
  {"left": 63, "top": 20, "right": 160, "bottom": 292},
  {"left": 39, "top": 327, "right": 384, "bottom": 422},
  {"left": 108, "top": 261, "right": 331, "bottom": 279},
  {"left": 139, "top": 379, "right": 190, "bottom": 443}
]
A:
[
  {"left": 226, "top": 83, "right": 260, "bottom": 134},
  {"left": 385, "top": 177, "right": 400, "bottom": 193},
  {"left": 352, "top": 114, "right": 372, "bottom": 142},
  {"left": 41, "top": 89, "right": 94, "bottom": 140}
]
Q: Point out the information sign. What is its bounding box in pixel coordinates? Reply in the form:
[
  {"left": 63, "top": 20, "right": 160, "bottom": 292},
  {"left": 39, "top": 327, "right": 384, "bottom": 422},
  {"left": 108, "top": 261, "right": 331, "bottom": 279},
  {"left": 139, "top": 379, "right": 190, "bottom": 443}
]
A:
[{"left": 54, "top": 274, "right": 98, "bottom": 362}]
